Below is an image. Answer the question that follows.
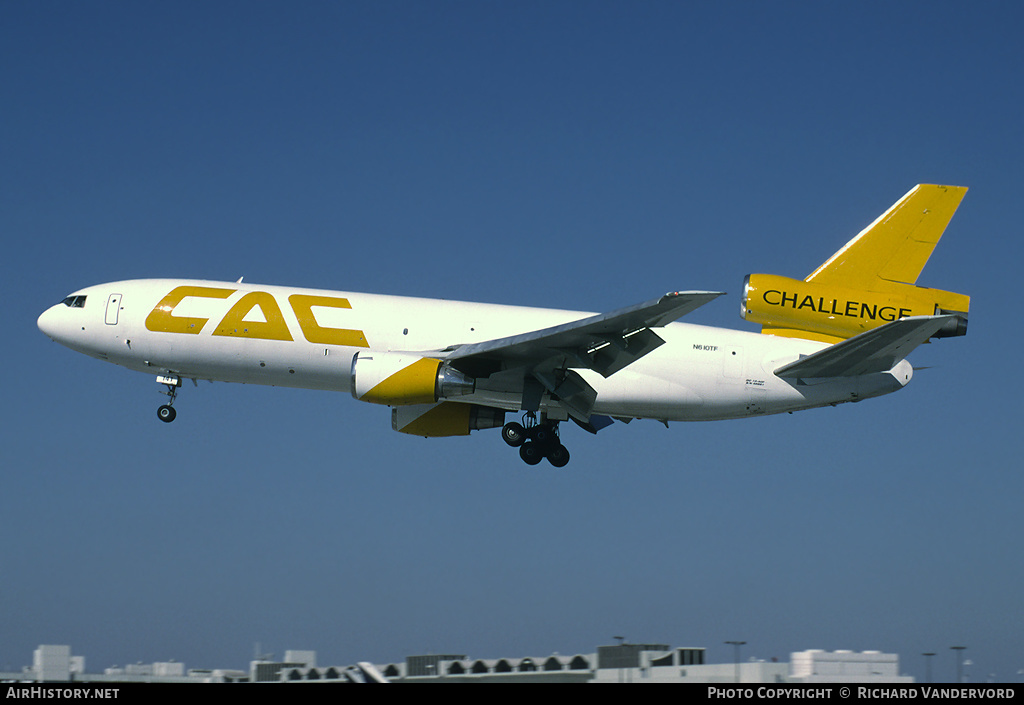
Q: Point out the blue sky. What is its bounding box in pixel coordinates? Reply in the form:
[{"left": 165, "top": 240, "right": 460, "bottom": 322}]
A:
[{"left": 3, "top": 1, "right": 1021, "bottom": 681}]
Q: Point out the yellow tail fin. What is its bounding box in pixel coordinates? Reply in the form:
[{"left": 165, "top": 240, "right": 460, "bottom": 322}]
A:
[
  {"left": 742, "top": 185, "right": 970, "bottom": 343},
  {"left": 807, "top": 184, "right": 967, "bottom": 291}
]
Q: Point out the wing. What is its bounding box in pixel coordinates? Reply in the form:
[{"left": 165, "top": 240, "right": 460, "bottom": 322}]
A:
[
  {"left": 774, "top": 315, "right": 957, "bottom": 380},
  {"left": 434, "top": 291, "right": 724, "bottom": 422},
  {"left": 443, "top": 291, "right": 723, "bottom": 376}
]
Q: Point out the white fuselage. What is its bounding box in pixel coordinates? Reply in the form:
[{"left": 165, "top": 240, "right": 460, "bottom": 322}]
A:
[{"left": 37, "top": 279, "right": 911, "bottom": 422}]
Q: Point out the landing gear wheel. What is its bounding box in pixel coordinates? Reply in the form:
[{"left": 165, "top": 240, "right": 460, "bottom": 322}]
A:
[
  {"left": 502, "top": 422, "right": 526, "bottom": 447},
  {"left": 519, "top": 442, "right": 544, "bottom": 466},
  {"left": 546, "top": 444, "right": 570, "bottom": 468},
  {"left": 157, "top": 405, "right": 177, "bottom": 423},
  {"left": 531, "top": 424, "right": 555, "bottom": 447}
]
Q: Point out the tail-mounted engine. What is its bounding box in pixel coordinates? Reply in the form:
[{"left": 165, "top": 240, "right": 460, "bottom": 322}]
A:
[
  {"left": 742, "top": 184, "right": 971, "bottom": 343},
  {"left": 741, "top": 274, "right": 968, "bottom": 343}
]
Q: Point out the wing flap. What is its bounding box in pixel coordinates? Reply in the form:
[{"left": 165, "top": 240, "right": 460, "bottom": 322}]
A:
[
  {"left": 774, "top": 315, "right": 957, "bottom": 379},
  {"left": 533, "top": 368, "right": 597, "bottom": 422}
]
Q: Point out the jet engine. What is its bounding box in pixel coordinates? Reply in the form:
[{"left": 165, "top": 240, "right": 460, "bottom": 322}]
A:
[
  {"left": 351, "top": 352, "right": 475, "bottom": 406},
  {"left": 741, "top": 274, "right": 968, "bottom": 342},
  {"left": 392, "top": 402, "right": 506, "bottom": 437}
]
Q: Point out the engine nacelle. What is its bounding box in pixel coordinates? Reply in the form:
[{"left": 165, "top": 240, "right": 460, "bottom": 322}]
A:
[
  {"left": 392, "top": 402, "right": 506, "bottom": 437},
  {"left": 741, "top": 273, "right": 968, "bottom": 342},
  {"left": 351, "top": 352, "right": 475, "bottom": 406}
]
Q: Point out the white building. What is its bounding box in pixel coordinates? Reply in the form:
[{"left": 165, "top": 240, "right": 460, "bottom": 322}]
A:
[
  {"left": 8, "top": 643, "right": 916, "bottom": 684},
  {"left": 789, "top": 650, "right": 913, "bottom": 683}
]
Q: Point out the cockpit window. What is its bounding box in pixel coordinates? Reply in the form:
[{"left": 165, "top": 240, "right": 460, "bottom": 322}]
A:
[{"left": 60, "top": 295, "right": 87, "bottom": 308}]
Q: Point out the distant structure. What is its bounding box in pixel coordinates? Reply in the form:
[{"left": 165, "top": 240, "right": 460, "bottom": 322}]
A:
[
  {"left": 32, "top": 645, "right": 81, "bottom": 683},
  {"left": 790, "top": 650, "right": 912, "bottom": 683},
  {"left": 4, "top": 643, "right": 914, "bottom": 684},
  {"left": 378, "top": 645, "right": 789, "bottom": 683}
]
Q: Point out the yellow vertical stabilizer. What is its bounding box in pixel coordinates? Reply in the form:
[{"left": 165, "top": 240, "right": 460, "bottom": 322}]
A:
[
  {"left": 742, "top": 185, "right": 970, "bottom": 342},
  {"left": 806, "top": 184, "right": 967, "bottom": 291}
]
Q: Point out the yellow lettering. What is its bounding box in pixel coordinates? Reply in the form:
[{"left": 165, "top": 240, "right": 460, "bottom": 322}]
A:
[
  {"left": 145, "top": 286, "right": 236, "bottom": 334},
  {"left": 146, "top": 287, "right": 370, "bottom": 346},
  {"left": 213, "top": 291, "right": 293, "bottom": 341},
  {"left": 289, "top": 294, "right": 369, "bottom": 347}
]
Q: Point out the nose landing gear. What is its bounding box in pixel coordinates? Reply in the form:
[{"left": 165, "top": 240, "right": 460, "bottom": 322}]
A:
[
  {"left": 502, "top": 414, "right": 570, "bottom": 467},
  {"left": 156, "top": 375, "right": 181, "bottom": 423}
]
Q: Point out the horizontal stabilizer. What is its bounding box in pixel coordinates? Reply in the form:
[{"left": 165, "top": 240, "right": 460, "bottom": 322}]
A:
[{"left": 774, "top": 315, "right": 958, "bottom": 379}]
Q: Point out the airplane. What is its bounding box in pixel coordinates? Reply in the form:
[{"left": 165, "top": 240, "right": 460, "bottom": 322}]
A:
[{"left": 38, "top": 184, "right": 970, "bottom": 467}]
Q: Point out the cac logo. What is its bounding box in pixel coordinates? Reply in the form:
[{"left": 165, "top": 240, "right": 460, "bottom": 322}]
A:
[{"left": 145, "top": 285, "right": 369, "bottom": 347}]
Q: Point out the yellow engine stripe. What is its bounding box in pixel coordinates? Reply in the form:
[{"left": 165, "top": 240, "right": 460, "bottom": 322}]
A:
[{"left": 362, "top": 357, "right": 440, "bottom": 406}]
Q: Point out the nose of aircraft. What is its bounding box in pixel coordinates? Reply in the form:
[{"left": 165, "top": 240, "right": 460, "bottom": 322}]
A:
[
  {"left": 37, "top": 305, "right": 62, "bottom": 341},
  {"left": 37, "top": 303, "right": 81, "bottom": 349}
]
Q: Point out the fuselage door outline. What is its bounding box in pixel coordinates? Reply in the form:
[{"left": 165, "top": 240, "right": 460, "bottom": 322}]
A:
[{"left": 105, "top": 293, "right": 122, "bottom": 325}]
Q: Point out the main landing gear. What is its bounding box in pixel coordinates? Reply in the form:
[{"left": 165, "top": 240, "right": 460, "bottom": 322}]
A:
[
  {"left": 156, "top": 375, "right": 181, "bottom": 423},
  {"left": 501, "top": 414, "right": 570, "bottom": 467}
]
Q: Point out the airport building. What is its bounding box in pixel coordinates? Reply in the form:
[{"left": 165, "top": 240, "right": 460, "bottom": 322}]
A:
[{"left": 3, "top": 643, "right": 914, "bottom": 683}]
